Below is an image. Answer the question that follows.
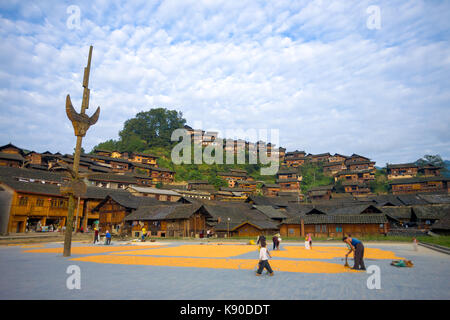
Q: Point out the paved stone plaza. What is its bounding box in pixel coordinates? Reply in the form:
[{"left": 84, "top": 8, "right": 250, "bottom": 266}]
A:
[{"left": 0, "top": 240, "right": 449, "bottom": 300}]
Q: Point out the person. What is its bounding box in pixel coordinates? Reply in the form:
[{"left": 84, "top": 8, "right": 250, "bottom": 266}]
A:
[
  {"left": 105, "top": 230, "right": 112, "bottom": 245},
  {"left": 256, "top": 234, "right": 266, "bottom": 248},
  {"left": 305, "top": 235, "right": 310, "bottom": 250},
  {"left": 93, "top": 228, "right": 99, "bottom": 244},
  {"left": 272, "top": 234, "right": 278, "bottom": 250},
  {"left": 343, "top": 236, "right": 366, "bottom": 270},
  {"left": 141, "top": 227, "right": 147, "bottom": 242},
  {"left": 256, "top": 241, "right": 274, "bottom": 276},
  {"left": 276, "top": 235, "right": 281, "bottom": 250},
  {"left": 308, "top": 233, "right": 312, "bottom": 249}
]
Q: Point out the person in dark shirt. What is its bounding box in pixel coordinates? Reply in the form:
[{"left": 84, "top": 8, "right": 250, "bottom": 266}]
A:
[{"left": 343, "top": 236, "right": 366, "bottom": 270}]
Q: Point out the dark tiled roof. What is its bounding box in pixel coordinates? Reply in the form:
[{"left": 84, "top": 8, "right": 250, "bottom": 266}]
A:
[
  {"left": 380, "top": 207, "right": 412, "bottom": 220},
  {"left": 282, "top": 214, "right": 387, "bottom": 225},
  {"left": 389, "top": 176, "right": 450, "bottom": 185},
  {"left": 0, "top": 152, "right": 25, "bottom": 161},
  {"left": 386, "top": 163, "right": 418, "bottom": 169},
  {"left": 431, "top": 213, "right": 450, "bottom": 231},
  {"left": 396, "top": 194, "right": 430, "bottom": 206},
  {"left": 253, "top": 205, "right": 288, "bottom": 219},
  {"left": 417, "top": 194, "right": 450, "bottom": 204},
  {"left": 125, "top": 203, "right": 200, "bottom": 221},
  {"left": 411, "top": 205, "right": 450, "bottom": 220},
  {"left": 87, "top": 173, "right": 138, "bottom": 184}
]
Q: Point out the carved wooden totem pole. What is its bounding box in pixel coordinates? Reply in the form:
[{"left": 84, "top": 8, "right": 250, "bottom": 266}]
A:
[{"left": 63, "top": 45, "right": 100, "bottom": 257}]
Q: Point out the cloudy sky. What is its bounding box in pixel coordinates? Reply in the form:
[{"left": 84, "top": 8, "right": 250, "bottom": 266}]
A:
[{"left": 0, "top": 0, "right": 449, "bottom": 166}]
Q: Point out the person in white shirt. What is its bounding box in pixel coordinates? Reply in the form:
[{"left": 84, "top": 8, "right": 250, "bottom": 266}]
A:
[{"left": 256, "top": 241, "right": 274, "bottom": 276}]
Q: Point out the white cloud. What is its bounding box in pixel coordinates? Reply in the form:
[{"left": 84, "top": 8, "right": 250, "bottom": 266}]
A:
[{"left": 0, "top": 0, "right": 449, "bottom": 165}]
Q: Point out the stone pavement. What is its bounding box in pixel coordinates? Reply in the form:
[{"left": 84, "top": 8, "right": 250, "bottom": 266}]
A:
[{"left": 0, "top": 240, "right": 449, "bottom": 300}]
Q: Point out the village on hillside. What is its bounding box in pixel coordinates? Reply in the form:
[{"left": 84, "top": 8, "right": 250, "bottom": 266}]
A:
[{"left": 1, "top": 137, "right": 449, "bottom": 239}]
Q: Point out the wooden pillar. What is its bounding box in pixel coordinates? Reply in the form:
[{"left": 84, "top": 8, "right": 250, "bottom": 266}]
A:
[{"left": 300, "top": 219, "right": 305, "bottom": 237}]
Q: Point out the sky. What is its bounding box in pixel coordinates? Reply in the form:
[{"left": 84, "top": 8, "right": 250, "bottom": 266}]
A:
[{"left": 0, "top": 0, "right": 449, "bottom": 166}]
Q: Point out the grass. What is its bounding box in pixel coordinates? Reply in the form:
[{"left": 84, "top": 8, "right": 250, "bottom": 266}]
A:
[{"left": 417, "top": 236, "right": 450, "bottom": 248}]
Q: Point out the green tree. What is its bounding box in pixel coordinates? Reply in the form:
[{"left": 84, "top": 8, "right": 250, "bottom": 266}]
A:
[{"left": 119, "top": 108, "right": 186, "bottom": 149}]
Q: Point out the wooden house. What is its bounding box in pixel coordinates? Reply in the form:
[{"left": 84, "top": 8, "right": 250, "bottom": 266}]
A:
[
  {"left": 285, "top": 150, "right": 306, "bottom": 159},
  {"left": 129, "top": 152, "right": 159, "bottom": 167},
  {"left": 328, "top": 153, "right": 348, "bottom": 163},
  {"left": 217, "top": 170, "right": 248, "bottom": 188},
  {"left": 92, "top": 192, "right": 163, "bottom": 233},
  {"left": 342, "top": 181, "right": 371, "bottom": 195},
  {"left": 386, "top": 163, "right": 418, "bottom": 179},
  {"left": 235, "top": 180, "right": 258, "bottom": 193},
  {"left": 307, "top": 152, "right": 331, "bottom": 163},
  {"left": 261, "top": 183, "right": 281, "bottom": 197},
  {"left": 308, "top": 185, "right": 334, "bottom": 201},
  {"left": 280, "top": 214, "right": 388, "bottom": 238},
  {"left": 93, "top": 149, "right": 113, "bottom": 157},
  {"left": 86, "top": 173, "right": 138, "bottom": 189},
  {"left": 389, "top": 176, "right": 450, "bottom": 195},
  {"left": 418, "top": 164, "right": 441, "bottom": 177},
  {"left": 410, "top": 205, "right": 450, "bottom": 230},
  {"left": 323, "top": 161, "right": 346, "bottom": 176},
  {"left": 334, "top": 169, "right": 375, "bottom": 183},
  {"left": 0, "top": 143, "right": 25, "bottom": 168},
  {"left": 126, "top": 186, "right": 182, "bottom": 202},
  {"left": 124, "top": 203, "right": 210, "bottom": 237},
  {"left": 346, "top": 160, "right": 376, "bottom": 171}
]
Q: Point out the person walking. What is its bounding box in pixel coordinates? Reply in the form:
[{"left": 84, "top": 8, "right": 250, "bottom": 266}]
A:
[
  {"left": 308, "top": 233, "right": 312, "bottom": 249},
  {"left": 256, "top": 234, "right": 266, "bottom": 248},
  {"left": 256, "top": 241, "right": 274, "bottom": 276},
  {"left": 93, "top": 228, "right": 99, "bottom": 244},
  {"left": 105, "top": 230, "right": 112, "bottom": 245},
  {"left": 343, "top": 236, "right": 366, "bottom": 270}
]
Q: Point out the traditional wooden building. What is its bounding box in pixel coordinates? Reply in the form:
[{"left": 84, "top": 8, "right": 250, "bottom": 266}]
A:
[
  {"left": 86, "top": 173, "right": 138, "bottom": 189},
  {"left": 127, "top": 153, "right": 159, "bottom": 167},
  {"left": 307, "top": 152, "right": 331, "bottom": 163},
  {"left": 235, "top": 180, "right": 258, "bottom": 194},
  {"left": 124, "top": 203, "right": 209, "bottom": 237},
  {"left": 285, "top": 150, "right": 306, "bottom": 159},
  {"left": 308, "top": 185, "right": 334, "bottom": 201},
  {"left": 410, "top": 205, "right": 450, "bottom": 229},
  {"left": 92, "top": 192, "right": 164, "bottom": 233},
  {"left": 334, "top": 169, "right": 375, "bottom": 183},
  {"left": 261, "top": 183, "right": 281, "bottom": 197},
  {"left": 418, "top": 164, "right": 442, "bottom": 177},
  {"left": 0, "top": 143, "right": 25, "bottom": 168},
  {"left": 344, "top": 154, "right": 371, "bottom": 165},
  {"left": 217, "top": 170, "right": 248, "bottom": 188},
  {"left": 328, "top": 153, "right": 348, "bottom": 163},
  {"left": 280, "top": 214, "right": 388, "bottom": 238},
  {"left": 93, "top": 149, "right": 113, "bottom": 157},
  {"left": 386, "top": 163, "right": 418, "bottom": 179},
  {"left": 323, "top": 161, "right": 346, "bottom": 176},
  {"left": 389, "top": 176, "right": 450, "bottom": 195},
  {"left": 346, "top": 160, "right": 376, "bottom": 172},
  {"left": 127, "top": 186, "right": 182, "bottom": 202},
  {"left": 342, "top": 181, "right": 371, "bottom": 196}
]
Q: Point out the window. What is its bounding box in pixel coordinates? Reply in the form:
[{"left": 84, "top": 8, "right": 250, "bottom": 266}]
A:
[
  {"left": 336, "top": 225, "right": 343, "bottom": 233},
  {"left": 288, "top": 228, "right": 295, "bottom": 235},
  {"left": 18, "top": 196, "right": 28, "bottom": 206},
  {"left": 321, "top": 225, "right": 327, "bottom": 232},
  {"left": 36, "top": 198, "right": 44, "bottom": 207},
  {"left": 315, "top": 225, "right": 321, "bottom": 233}
]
